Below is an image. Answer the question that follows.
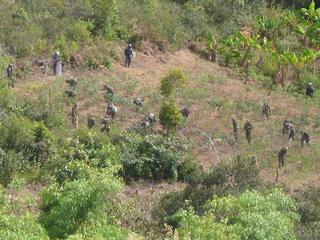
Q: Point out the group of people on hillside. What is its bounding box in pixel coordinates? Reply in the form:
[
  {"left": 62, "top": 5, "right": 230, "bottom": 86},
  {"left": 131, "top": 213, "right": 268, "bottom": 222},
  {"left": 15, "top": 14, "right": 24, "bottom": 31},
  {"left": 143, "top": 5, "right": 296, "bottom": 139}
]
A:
[
  {"left": 5, "top": 43, "right": 135, "bottom": 86},
  {"left": 232, "top": 103, "right": 311, "bottom": 176},
  {"left": 4, "top": 44, "right": 315, "bottom": 177}
]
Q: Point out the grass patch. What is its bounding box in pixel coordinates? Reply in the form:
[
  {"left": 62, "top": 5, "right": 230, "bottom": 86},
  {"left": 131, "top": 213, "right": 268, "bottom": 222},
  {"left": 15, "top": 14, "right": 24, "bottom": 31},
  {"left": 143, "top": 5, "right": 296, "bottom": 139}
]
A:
[
  {"left": 208, "top": 96, "right": 232, "bottom": 116},
  {"left": 182, "top": 87, "right": 211, "bottom": 102}
]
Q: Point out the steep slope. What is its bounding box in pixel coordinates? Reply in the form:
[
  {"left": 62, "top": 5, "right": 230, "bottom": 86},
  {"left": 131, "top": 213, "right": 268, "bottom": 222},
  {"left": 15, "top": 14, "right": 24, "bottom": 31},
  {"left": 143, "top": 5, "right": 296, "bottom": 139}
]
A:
[{"left": 15, "top": 48, "right": 320, "bottom": 190}]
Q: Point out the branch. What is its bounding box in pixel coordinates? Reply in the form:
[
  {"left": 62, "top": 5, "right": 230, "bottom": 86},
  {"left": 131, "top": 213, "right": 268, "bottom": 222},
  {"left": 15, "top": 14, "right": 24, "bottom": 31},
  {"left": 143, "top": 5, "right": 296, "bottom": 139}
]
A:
[{"left": 196, "top": 125, "right": 220, "bottom": 163}]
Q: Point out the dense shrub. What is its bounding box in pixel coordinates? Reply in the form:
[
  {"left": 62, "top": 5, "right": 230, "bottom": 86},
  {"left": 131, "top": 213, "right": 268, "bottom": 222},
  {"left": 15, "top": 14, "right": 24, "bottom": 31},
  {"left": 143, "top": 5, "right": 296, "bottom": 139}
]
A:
[
  {"left": 62, "top": 128, "right": 120, "bottom": 169},
  {"left": 171, "top": 208, "right": 240, "bottom": 239},
  {"left": 153, "top": 155, "right": 262, "bottom": 224},
  {"left": 159, "top": 100, "right": 184, "bottom": 132},
  {"left": 0, "top": 149, "right": 21, "bottom": 187},
  {"left": 67, "top": 217, "right": 131, "bottom": 240},
  {"left": 178, "top": 155, "right": 203, "bottom": 184},
  {"left": 0, "top": 187, "right": 49, "bottom": 239},
  {"left": 295, "top": 187, "right": 320, "bottom": 239},
  {"left": 160, "top": 69, "right": 187, "bottom": 97},
  {"left": 25, "top": 122, "right": 56, "bottom": 164},
  {"left": 118, "top": 131, "right": 188, "bottom": 181},
  {"left": 0, "top": 114, "right": 34, "bottom": 153},
  {"left": 0, "top": 115, "right": 56, "bottom": 165},
  {"left": 173, "top": 190, "right": 299, "bottom": 240},
  {"left": 39, "top": 166, "right": 123, "bottom": 239},
  {"left": 0, "top": 213, "right": 49, "bottom": 240}
]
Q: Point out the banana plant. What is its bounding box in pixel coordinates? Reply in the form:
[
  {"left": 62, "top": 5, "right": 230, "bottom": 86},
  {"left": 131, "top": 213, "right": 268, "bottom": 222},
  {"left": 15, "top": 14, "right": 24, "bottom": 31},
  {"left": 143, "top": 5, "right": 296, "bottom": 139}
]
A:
[
  {"left": 257, "top": 12, "right": 295, "bottom": 46},
  {"left": 268, "top": 47, "right": 300, "bottom": 86},
  {"left": 237, "top": 32, "right": 261, "bottom": 67},
  {"left": 205, "top": 32, "right": 218, "bottom": 62},
  {"left": 294, "top": 0, "right": 320, "bottom": 47},
  {"left": 257, "top": 16, "right": 277, "bottom": 41},
  {"left": 300, "top": 47, "right": 320, "bottom": 74},
  {"left": 218, "top": 36, "right": 241, "bottom": 67}
]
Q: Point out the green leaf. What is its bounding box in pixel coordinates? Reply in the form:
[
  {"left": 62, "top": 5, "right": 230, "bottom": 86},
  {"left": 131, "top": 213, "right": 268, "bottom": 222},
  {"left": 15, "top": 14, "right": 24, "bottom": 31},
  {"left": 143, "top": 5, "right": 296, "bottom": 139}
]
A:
[{"left": 309, "top": 0, "right": 315, "bottom": 12}]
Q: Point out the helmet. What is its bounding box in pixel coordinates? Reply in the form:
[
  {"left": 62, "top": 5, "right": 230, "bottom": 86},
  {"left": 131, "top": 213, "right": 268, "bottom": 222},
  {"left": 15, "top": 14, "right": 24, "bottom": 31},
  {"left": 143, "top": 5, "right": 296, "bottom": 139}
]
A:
[
  {"left": 9, "top": 63, "right": 13, "bottom": 67},
  {"left": 128, "top": 44, "right": 132, "bottom": 48},
  {"left": 55, "top": 51, "right": 60, "bottom": 55},
  {"left": 308, "top": 82, "right": 312, "bottom": 85}
]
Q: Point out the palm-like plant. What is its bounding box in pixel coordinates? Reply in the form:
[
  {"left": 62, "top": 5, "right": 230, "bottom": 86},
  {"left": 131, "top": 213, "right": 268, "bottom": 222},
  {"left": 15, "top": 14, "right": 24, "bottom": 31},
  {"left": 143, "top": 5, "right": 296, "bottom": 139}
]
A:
[
  {"left": 294, "top": 0, "right": 320, "bottom": 47},
  {"left": 205, "top": 32, "right": 218, "bottom": 62}
]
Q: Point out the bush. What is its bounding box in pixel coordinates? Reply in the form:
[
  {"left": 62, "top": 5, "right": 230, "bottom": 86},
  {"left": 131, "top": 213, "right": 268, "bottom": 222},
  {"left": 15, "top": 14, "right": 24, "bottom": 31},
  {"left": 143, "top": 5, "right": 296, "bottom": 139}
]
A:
[
  {"left": 178, "top": 155, "right": 202, "bottom": 184},
  {"left": 296, "top": 187, "right": 320, "bottom": 239},
  {"left": 160, "top": 69, "right": 187, "bottom": 97},
  {"left": 39, "top": 166, "right": 123, "bottom": 239},
  {"left": 159, "top": 100, "right": 183, "bottom": 132},
  {"left": 67, "top": 217, "right": 130, "bottom": 240},
  {"left": 0, "top": 115, "right": 56, "bottom": 166},
  {"left": 25, "top": 122, "right": 56, "bottom": 164},
  {"left": 54, "top": 161, "right": 96, "bottom": 185},
  {"left": 153, "top": 155, "right": 262, "bottom": 225},
  {"left": 0, "top": 187, "right": 49, "bottom": 239},
  {"left": 298, "top": 187, "right": 320, "bottom": 224},
  {"left": 119, "top": 131, "right": 188, "bottom": 181},
  {"left": 62, "top": 128, "right": 120, "bottom": 169},
  {"left": 119, "top": 0, "right": 188, "bottom": 48},
  {"left": 17, "top": 85, "right": 65, "bottom": 128},
  {"left": 173, "top": 190, "right": 299, "bottom": 240},
  {"left": 0, "top": 149, "right": 18, "bottom": 187},
  {"left": 0, "top": 213, "right": 49, "bottom": 240},
  {"left": 171, "top": 208, "right": 239, "bottom": 239},
  {"left": 0, "top": 114, "right": 34, "bottom": 153},
  {"left": 65, "top": 20, "right": 92, "bottom": 46}
]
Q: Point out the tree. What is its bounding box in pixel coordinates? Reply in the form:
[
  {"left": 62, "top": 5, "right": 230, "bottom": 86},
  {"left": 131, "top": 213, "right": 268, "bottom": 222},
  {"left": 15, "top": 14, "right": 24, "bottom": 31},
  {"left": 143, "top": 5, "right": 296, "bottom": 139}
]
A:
[
  {"left": 159, "top": 100, "right": 183, "bottom": 132},
  {"left": 172, "top": 208, "right": 239, "bottom": 240},
  {"left": 205, "top": 32, "right": 218, "bottom": 62},
  {"left": 174, "top": 190, "right": 299, "bottom": 240},
  {"left": 39, "top": 165, "right": 123, "bottom": 239},
  {"left": 295, "top": 0, "right": 320, "bottom": 48},
  {"left": 160, "top": 69, "right": 187, "bottom": 98},
  {"left": 209, "top": 190, "right": 299, "bottom": 240},
  {"left": 89, "top": 0, "right": 120, "bottom": 39}
]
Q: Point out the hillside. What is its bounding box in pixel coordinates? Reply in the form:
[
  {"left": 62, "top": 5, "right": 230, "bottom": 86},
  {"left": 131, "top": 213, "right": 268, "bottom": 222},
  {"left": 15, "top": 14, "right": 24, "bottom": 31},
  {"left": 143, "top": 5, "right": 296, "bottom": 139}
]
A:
[
  {"left": 15, "top": 47, "right": 320, "bottom": 190},
  {"left": 1, "top": 0, "right": 320, "bottom": 239}
]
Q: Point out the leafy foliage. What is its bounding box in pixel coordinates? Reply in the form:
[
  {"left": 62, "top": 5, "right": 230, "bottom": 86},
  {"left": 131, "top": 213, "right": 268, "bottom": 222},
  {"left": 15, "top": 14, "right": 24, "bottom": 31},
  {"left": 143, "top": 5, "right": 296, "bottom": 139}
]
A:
[
  {"left": 159, "top": 100, "right": 183, "bottom": 132},
  {"left": 39, "top": 165, "right": 123, "bottom": 239},
  {"left": 153, "top": 155, "right": 262, "bottom": 225},
  {"left": 172, "top": 208, "right": 239, "bottom": 240},
  {"left": 160, "top": 69, "right": 187, "bottom": 97},
  {"left": 119, "top": 131, "right": 188, "bottom": 181},
  {"left": 61, "top": 128, "right": 120, "bottom": 169},
  {"left": 296, "top": 187, "right": 320, "bottom": 239},
  {"left": 0, "top": 149, "right": 20, "bottom": 187},
  {"left": 173, "top": 190, "right": 299, "bottom": 240},
  {"left": 0, "top": 187, "right": 49, "bottom": 240}
]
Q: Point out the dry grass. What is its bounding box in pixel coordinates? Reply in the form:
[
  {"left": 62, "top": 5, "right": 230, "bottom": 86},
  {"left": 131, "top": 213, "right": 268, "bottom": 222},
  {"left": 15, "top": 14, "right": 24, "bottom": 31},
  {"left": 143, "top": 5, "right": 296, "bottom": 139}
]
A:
[{"left": 14, "top": 47, "right": 320, "bottom": 191}]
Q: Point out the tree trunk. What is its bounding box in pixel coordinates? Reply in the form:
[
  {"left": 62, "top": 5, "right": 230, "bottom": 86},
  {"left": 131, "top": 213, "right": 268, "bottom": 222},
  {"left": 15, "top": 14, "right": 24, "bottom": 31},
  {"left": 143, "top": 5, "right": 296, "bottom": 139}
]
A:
[
  {"left": 273, "top": 66, "right": 284, "bottom": 87},
  {"left": 209, "top": 51, "right": 217, "bottom": 63},
  {"left": 241, "top": 46, "right": 251, "bottom": 67}
]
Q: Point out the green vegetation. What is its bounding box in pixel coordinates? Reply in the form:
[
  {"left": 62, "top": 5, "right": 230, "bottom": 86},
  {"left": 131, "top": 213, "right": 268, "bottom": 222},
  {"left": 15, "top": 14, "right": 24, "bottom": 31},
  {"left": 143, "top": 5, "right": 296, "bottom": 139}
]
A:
[
  {"left": 39, "top": 165, "right": 123, "bottom": 239},
  {"left": 159, "top": 100, "right": 184, "bottom": 132},
  {"left": 0, "top": 0, "right": 319, "bottom": 239},
  {"left": 118, "top": 131, "right": 188, "bottom": 181},
  {"left": 160, "top": 69, "right": 187, "bottom": 98},
  {"left": 173, "top": 190, "right": 299, "bottom": 240}
]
